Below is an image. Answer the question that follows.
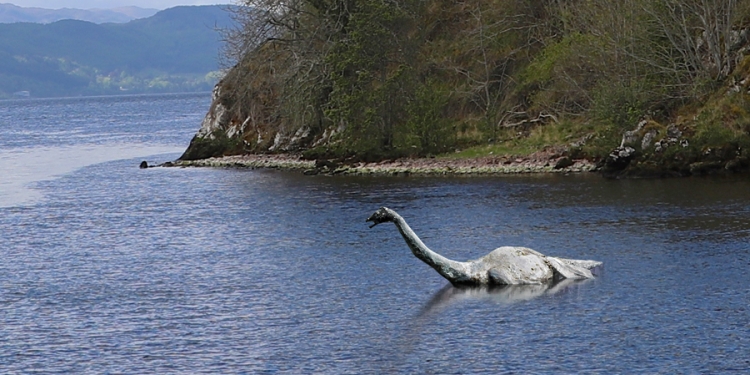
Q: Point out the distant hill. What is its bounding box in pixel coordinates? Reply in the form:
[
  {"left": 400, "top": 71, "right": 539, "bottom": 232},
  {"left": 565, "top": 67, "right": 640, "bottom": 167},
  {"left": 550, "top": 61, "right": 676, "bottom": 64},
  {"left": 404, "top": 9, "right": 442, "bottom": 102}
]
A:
[
  {"left": 0, "top": 4, "right": 158, "bottom": 24},
  {"left": 0, "top": 5, "right": 235, "bottom": 98}
]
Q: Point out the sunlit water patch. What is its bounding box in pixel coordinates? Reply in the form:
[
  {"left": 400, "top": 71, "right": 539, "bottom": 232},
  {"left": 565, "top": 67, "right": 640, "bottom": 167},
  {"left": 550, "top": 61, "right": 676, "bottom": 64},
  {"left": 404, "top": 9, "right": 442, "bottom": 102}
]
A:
[
  {"left": 0, "top": 93, "right": 208, "bottom": 207},
  {"left": 0, "top": 145, "right": 182, "bottom": 207}
]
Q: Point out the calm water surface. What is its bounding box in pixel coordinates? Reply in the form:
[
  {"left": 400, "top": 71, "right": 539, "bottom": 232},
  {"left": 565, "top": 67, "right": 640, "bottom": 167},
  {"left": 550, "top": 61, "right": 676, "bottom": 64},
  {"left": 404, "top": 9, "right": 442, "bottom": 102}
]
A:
[{"left": 1, "top": 94, "right": 749, "bottom": 374}]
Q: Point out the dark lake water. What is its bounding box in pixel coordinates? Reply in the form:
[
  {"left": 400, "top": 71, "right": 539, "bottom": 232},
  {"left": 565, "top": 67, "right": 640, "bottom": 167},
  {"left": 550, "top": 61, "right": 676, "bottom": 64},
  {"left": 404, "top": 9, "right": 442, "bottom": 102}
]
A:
[{"left": 1, "top": 93, "right": 749, "bottom": 374}]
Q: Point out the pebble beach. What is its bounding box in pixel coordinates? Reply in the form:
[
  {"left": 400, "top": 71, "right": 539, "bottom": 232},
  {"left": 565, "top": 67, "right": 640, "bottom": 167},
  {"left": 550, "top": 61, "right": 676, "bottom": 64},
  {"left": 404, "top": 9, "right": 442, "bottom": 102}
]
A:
[{"left": 171, "top": 153, "right": 597, "bottom": 176}]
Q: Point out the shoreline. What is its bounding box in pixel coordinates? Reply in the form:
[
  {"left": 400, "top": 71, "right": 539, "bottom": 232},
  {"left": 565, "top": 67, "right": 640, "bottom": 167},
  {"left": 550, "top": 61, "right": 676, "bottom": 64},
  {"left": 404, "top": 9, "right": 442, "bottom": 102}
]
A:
[{"left": 170, "top": 154, "right": 598, "bottom": 176}]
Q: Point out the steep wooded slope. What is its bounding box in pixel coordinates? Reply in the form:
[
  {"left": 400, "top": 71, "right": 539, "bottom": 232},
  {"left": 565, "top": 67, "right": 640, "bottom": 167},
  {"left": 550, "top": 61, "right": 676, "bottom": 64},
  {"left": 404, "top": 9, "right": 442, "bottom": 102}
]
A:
[{"left": 182, "top": 0, "right": 750, "bottom": 177}]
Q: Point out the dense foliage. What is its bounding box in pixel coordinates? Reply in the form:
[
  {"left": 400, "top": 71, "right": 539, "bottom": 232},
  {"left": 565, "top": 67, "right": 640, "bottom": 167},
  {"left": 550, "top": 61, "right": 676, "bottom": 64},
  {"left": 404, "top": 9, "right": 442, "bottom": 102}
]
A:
[
  {"left": 0, "top": 6, "right": 234, "bottom": 98},
  {"left": 210, "top": 0, "right": 750, "bottom": 169}
]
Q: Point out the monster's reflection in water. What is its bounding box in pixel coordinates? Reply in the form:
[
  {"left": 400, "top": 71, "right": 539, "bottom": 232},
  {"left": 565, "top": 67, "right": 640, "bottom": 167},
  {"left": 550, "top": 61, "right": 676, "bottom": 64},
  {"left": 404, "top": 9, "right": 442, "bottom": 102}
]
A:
[
  {"left": 419, "top": 278, "right": 591, "bottom": 317},
  {"left": 383, "top": 278, "right": 596, "bottom": 371}
]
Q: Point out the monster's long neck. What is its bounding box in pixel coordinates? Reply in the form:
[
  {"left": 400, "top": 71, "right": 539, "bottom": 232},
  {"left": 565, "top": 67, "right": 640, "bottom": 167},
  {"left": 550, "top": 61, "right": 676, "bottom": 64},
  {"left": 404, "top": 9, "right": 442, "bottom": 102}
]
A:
[{"left": 391, "top": 214, "right": 471, "bottom": 284}]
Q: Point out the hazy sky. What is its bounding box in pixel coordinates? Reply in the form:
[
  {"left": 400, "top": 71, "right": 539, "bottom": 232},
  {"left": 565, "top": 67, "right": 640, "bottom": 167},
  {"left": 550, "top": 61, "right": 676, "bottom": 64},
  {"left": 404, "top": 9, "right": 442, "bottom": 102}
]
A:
[{"left": 3, "top": 1, "right": 230, "bottom": 9}]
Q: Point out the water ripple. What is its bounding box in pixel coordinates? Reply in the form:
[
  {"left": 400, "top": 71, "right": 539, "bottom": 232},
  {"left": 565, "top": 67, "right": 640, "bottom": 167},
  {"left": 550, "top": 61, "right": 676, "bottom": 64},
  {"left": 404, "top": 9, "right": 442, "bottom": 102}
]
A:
[{"left": 1, "top": 95, "right": 749, "bottom": 373}]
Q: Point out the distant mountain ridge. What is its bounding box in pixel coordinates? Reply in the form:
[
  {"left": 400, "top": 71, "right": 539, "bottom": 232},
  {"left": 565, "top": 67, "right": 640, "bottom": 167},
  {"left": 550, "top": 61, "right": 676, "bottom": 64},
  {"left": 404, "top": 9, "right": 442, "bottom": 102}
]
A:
[
  {"left": 0, "top": 5, "right": 236, "bottom": 98},
  {"left": 0, "top": 3, "right": 158, "bottom": 24}
]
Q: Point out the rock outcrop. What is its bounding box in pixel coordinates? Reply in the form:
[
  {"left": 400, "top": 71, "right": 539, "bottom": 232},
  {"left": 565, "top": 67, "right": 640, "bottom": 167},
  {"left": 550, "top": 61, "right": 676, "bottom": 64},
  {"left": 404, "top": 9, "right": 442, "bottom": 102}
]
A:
[
  {"left": 178, "top": 81, "right": 336, "bottom": 161},
  {"left": 179, "top": 85, "right": 239, "bottom": 160},
  {"left": 599, "top": 118, "right": 749, "bottom": 178}
]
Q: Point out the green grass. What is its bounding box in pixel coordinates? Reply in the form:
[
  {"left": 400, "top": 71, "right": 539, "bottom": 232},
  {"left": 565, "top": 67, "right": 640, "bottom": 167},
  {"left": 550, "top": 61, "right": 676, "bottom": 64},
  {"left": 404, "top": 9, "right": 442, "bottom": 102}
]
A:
[{"left": 441, "top": 120, "right": 606, "bottom": 159}]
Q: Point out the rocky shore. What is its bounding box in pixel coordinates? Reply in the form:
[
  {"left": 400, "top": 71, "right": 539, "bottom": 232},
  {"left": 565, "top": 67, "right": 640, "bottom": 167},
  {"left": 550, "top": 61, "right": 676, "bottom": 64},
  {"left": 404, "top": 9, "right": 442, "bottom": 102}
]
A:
[{"left": 170, "top": 153, "right": 596, "bottom": 176}]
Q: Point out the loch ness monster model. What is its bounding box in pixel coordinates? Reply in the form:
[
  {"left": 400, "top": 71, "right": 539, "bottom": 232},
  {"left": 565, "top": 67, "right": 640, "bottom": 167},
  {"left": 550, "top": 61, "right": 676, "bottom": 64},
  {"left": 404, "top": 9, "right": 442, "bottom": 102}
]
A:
[{"left": 366, "top": 207, "right": 602, "bottom": 285}]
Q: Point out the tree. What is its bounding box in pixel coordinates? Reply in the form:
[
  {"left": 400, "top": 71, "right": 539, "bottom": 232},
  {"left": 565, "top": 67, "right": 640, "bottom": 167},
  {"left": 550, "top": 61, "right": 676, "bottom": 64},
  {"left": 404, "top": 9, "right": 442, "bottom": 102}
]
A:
[
  {"left": 643, "top": 0, "right": 742, "bottom": 88},
  {"left": 222, "top": 0, "right": 430, "bottom": 158}
]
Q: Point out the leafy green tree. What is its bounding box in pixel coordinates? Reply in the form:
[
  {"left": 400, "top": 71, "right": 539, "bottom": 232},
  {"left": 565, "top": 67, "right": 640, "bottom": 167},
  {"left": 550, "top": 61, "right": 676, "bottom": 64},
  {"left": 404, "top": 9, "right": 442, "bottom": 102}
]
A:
[{"left": 324, "top": 0, "right": 415, "bottom": 156}]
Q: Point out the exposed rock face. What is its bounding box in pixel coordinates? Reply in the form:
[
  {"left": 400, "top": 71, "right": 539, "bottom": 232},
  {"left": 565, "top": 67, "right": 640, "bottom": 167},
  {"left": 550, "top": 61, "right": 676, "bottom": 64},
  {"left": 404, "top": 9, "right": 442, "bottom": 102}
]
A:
[
  {"left": 179, "top": 85, "right": 239, "bottom": 160},
  {"left": 600, "top": 146, "right": 637, "bottom": 176},
  {"left": 179, "top": 81, "right": 335, "bottom": 161},
  {"left": 620, "top": 119, "right": 647, "bottom": 148},
  {"left": 641, "top": 129, "right": 657, "bottom": 150},
  {"left": 197, "top": 86, "right": 231, "bottom": 139}
]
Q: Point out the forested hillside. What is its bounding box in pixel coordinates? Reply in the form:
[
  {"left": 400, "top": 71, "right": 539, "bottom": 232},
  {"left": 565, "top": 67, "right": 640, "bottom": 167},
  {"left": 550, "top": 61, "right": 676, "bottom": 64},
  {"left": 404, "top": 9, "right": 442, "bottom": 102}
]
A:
[
  {"left": 0, "top": 5, "right": 234, "bottom": 98},
  {"left": 183, "top": 0, "right": 750, "bottom": 176}
]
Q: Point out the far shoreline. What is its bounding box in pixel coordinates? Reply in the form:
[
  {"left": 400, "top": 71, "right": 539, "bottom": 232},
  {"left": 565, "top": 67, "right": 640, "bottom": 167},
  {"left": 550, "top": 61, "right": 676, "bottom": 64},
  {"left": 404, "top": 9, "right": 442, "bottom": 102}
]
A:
[{"left": 0, "top": 91, "right": 211, "bottom": 103}]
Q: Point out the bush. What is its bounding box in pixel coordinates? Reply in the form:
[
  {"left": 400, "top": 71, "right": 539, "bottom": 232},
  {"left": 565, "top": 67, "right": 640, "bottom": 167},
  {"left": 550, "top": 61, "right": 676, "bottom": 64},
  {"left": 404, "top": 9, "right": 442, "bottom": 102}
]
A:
[
  {"left": 393, "top": 81, "right": 453, "bottom": 156},
  {"left": 589, "top": 79, "right": 662, "bottom": 131}
]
